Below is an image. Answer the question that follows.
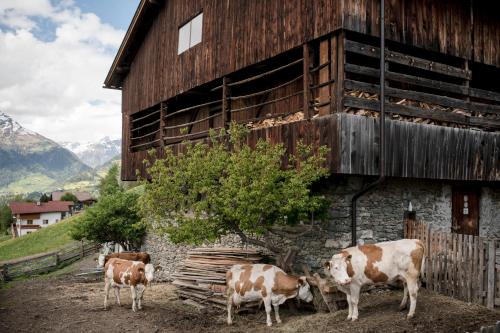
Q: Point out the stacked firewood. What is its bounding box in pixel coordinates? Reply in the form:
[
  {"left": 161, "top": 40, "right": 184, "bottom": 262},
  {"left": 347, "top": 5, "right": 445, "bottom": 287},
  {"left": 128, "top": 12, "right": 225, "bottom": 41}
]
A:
[
  {"left": 344, "top": 89, "right": 475, "bottom": 129},
  {"left": 172, "top": 247, "right": 263, "bottom": 309},
  {"left": 247, "top": 111, "right": 305, "bottom": 129}
]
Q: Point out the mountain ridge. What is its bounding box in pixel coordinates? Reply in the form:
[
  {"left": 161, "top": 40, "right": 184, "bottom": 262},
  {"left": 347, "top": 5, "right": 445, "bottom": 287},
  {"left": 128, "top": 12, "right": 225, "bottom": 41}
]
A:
[{"left": 0, "top": 112, "right": 94, "bottom": 194}]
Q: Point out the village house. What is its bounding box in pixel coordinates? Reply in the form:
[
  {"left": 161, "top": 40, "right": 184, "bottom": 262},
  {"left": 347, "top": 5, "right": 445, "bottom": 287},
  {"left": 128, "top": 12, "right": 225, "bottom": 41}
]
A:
[
  {"left": 51, "top": 190, "right": 95, "bottom": 211},
  {"left": 105, "top": 0, "right": 500, "bottom": 277},
  {"left": 9, "top": 201, "right": 73, "bottom": 237}
]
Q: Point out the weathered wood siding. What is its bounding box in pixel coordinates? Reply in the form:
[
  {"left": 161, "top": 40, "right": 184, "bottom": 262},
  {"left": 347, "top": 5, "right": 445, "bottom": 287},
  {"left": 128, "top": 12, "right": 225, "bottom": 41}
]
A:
[
  {"left": 337, "top": 114, "right": 500, "bottom": 181},
  {"left": 124, "top": 114, "right": 500, "bottom": 181},
  {"left": 342, "top": 0, "right": 500, "bottom": 67}
]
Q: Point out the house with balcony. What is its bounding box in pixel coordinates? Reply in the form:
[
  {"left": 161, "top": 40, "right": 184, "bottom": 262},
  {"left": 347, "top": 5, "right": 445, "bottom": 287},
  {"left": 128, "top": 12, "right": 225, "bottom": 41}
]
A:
[
  {"left": 9, "top": 201, "right": 73, "bottom": 237},
  {"left": 104, "top": 0, "right": 500, "bottom": 268}
]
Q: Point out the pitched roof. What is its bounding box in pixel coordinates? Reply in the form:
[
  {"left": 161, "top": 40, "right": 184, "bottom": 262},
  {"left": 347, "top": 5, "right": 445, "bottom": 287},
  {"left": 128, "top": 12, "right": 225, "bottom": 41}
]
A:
[
  {"left": 9, "top": 201, "right": 73, "bottom": 214},
  {"left": 104, "top": 0, "right": 165, "bottom": 89},
  {"left": 51, "top": 191, "right": 94, "bottom": 202}
]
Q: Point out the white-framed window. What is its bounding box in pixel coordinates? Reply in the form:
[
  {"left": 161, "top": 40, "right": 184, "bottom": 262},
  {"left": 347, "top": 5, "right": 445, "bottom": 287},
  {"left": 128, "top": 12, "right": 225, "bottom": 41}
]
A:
[
  {"left": 43, "top": 219, "right": 49, "bottom": 225},
  {"left": 178, "top": 12, "right": 203, "bottom": 54},
  {"left": 27, "top": 219, "right": 33, "bottom": 225}
]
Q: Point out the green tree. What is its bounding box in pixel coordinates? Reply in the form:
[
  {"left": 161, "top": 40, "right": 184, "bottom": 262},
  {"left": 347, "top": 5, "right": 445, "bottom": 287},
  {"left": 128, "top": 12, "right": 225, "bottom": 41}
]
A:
[
  {"left": 60, "top": 192, "right": 78, "bottom": 203},
  {"left": 39, "top": 193, "right": 50, "bottom": 203},
  {"left": 70, "top": 191, "right": 144, "bottom": 250},
  {"left": 0, "top": 204, "right": 13, "bottom": 234},
  {"left": 138, "top": 123, "right": 329, "bottom": 254},
  {"left": 99, "top": 164, "right": 121, "bottom": 197},
  {"left": 70, "top": 166, "right": 144, "bottom": 250}
]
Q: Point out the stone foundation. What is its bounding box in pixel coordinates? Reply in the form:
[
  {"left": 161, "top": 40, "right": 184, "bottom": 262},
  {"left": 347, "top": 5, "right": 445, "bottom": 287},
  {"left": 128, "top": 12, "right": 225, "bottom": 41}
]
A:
[{"left": 142, "top": 176, "right": 500, "bottom": 281}]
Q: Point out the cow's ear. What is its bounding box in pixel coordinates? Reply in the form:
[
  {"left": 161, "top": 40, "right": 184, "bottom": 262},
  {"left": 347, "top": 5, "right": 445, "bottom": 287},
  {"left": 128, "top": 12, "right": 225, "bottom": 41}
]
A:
[
  {"left": 324, "top": 261, "right": 331, "bottom": 269},
  {"left": 346, "top": 255, "right": 352, "bottom": 261},
  {"left": 298, "top": 276, "right": 306, "bottom": 285}
]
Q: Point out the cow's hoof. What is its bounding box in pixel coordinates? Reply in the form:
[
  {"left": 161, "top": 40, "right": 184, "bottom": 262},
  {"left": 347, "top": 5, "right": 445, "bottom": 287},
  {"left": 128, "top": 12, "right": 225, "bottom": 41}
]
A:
[
  {"left": 407, "top": 314, "right": 414, "bottom": 320},
  {"left": 267, "top": 322, "right": 273, "bottom": 327},
  {"left": 276, "top": 320, "right": 282, "bottom": 324},
  {"left": 346, "top": 316, "right": 352, "bottom": 321},
  {"left": 399, "top": 304, "right": 407, "bottom": 311},
  {"left": 351, "top": 317, "right": 358, "bottom": 322},
  {"left": 227, "top": 321, "right": 233, "bottom": 326}
]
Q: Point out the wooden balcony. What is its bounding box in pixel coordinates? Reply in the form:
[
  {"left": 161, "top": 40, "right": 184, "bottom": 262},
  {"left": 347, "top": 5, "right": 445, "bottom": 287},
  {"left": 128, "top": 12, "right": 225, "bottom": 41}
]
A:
[{"left": 123, "top": 31, "right": 500, "bottom": 182}]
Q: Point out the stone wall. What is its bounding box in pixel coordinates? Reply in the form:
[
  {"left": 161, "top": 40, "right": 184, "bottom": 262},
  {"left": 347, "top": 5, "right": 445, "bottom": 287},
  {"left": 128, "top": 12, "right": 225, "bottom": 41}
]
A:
[
  {"left": 480, "top": 185, "right": 500, "bottom": 239},
  {"left": 142, "top": 176, "right": 500, "bottom": 281}
]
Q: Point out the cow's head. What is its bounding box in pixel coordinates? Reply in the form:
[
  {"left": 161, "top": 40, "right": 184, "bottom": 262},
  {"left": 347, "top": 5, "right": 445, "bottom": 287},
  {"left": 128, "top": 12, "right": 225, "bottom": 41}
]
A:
[
  {"left": 297, "top": 276, "right": 313, "bottom": 303},
  {"left": 97, "top": 254, "right": 106, "bottom": 267},
  {"left": 325, "top": 253, "right": 352, "bottom": 286},
  {"left": 145, "top": 264, "right": 155, "bottom": 282}
]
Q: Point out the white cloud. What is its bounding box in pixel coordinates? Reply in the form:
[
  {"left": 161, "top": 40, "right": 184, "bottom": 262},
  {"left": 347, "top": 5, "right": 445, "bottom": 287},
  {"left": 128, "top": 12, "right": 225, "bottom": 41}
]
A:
[{"left": 0, "top": 1, "right": 123, "bottom": 143}]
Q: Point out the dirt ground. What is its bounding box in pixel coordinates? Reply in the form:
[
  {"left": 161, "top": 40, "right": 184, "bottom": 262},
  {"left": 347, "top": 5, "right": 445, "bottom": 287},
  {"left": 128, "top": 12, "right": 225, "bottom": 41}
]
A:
[{"left": 0, "top": 256, "right": 499, "bottom": 333}]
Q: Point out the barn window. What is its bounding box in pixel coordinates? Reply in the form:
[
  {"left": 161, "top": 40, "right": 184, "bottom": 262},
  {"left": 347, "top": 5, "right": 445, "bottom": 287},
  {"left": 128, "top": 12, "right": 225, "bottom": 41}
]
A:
[
  {"left": 43, "top": 219, "right": 49, "bottom": 225},
  {"left": 27, "top": 220, "right": 33, "bottom": 224},
  {"left": 178, "top": 12, "right": 203, "bottom": 54}
]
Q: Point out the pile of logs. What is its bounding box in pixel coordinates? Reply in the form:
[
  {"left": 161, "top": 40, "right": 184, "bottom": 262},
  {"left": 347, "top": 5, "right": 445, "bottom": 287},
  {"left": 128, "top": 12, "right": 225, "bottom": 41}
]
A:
[
  {"left": 344, "top": 89, "right": 474, "bottom": 129},
  {"left": 247, "top": 111, "right": 305, "bottom": 129},
  {"left": 172, "top": 247, "right": 263, "bottom": 309}
]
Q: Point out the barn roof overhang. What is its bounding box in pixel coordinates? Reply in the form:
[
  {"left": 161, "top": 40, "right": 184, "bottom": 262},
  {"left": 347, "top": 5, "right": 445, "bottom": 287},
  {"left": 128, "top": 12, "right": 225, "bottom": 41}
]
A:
[{"left": 103, "top": 0, "right": 165, "bottom": 90}]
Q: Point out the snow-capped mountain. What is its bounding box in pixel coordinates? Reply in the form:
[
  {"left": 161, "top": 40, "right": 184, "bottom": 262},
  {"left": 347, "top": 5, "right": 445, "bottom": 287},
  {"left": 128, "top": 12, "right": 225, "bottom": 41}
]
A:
[
  {"left": 61, "top": 136, "right": 121, "bottom": 168},
  {"left": 0, "top": 111, "right": 92, "bottom": 194}
]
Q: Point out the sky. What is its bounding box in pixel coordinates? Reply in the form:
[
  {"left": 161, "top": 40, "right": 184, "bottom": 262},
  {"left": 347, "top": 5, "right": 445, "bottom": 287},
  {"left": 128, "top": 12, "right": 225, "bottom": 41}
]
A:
[{"left": 0, "top": 0, "right": 140, "bottom": 144}]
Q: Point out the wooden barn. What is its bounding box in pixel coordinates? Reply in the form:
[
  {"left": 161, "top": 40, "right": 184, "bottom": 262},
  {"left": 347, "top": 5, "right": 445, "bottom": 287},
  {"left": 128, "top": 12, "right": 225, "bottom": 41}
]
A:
[{"left": 105, "top": 0, "right": 500, "bottom": 271}]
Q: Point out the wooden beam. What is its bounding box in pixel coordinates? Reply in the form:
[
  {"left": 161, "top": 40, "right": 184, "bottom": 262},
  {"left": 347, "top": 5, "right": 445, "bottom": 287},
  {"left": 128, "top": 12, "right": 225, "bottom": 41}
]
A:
[
  {"left": 159, "top": 103, "right": 165, "bottom": 147},
  {"left": 330, "top": 34, "right": 338, "bottom": 114},
  {"left": 303, "top": 43, "right": 312, "bottom": 119},
  {"left": 222, "top": 77, "right": 231, "bottom": 128},
  {"left": 345, "top": 40, "right": 471, "bottom": 79},
  {"left": 318, "top": 38, "right": 331, "bottom": 116},
  {"left": 336, "top": 32, "right": 345, "bottom": 114}
]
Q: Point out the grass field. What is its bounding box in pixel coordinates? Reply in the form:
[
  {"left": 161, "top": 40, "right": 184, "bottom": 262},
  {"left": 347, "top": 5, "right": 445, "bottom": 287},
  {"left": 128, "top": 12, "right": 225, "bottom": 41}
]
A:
[{"left": 0, "top": 217, "right": 78, "bottom": 262}]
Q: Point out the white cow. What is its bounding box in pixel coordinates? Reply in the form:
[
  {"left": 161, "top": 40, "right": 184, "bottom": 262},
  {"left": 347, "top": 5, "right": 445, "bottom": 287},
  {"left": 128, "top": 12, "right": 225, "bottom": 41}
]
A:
[
  {"left": 325, "top": 239, "right": 424, "bottom": 321},
  {"left": 226, "top": 264, "right": 313, "bottom": 326},
  {"left": 104, "top": 258, "right": 155, "bottom": 312}
]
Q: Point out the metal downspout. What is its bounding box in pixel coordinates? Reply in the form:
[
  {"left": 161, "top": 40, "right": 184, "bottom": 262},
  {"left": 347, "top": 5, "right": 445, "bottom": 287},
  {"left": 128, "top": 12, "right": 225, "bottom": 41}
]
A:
[{"left": 350, "top": 0, "right": 386, "bottom": 246}]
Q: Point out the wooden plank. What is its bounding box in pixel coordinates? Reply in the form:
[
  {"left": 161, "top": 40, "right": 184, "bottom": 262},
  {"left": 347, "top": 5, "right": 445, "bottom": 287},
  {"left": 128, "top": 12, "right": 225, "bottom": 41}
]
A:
[
  {"left": 487, "top": 241, "right": 496, "bottom": 309},
  {"left": 345, "top": 40, "right": 471, "bottom": 79},
  {"left": 318, "top": 38, "right": 331, "bottom": 116},
  {"left": 479, "top": 239, "right": 486, "bottom": 305},
  {"left": 330, "top": 34, "right": 338, "bottom": 114},
  {"left": 303, "top": 43, "right": 311, "bottom": 119},
  {"left": 336, "top": 32, "right": 345, "bottom": 115}
]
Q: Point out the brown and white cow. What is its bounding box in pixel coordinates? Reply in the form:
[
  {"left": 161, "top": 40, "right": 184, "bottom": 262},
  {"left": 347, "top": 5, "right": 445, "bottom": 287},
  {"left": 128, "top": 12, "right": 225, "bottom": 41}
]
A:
[
  {"left": 325, "top": 239, "right": 424, "bottom": 321},
  {"left": 104, "top": 258, "right": 155, "bottom": 312},
  {"left": 226, "top": 264, "right": 313, "bottom": 327},
  {"left": 98, "top": 252, "right": 151, "bottom": 267}
]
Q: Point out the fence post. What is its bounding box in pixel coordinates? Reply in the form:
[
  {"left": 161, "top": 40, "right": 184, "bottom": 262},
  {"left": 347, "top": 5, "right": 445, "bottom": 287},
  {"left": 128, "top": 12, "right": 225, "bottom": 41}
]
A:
[
  {"left": 80, "top": 240, "right": 84, "bottom": 259},
  {"left": 487, "top": 241, "right": 496, "bottom": 309}
]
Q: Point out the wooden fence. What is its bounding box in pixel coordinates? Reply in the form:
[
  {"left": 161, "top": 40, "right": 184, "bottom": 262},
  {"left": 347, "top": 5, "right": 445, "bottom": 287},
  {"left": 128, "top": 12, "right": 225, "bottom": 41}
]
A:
[
  {"left": 0, "top": 240, "right": 100, "bottom": 281},
  {"left": 404, "top": 220, "right": 499, "bottom": 309}
]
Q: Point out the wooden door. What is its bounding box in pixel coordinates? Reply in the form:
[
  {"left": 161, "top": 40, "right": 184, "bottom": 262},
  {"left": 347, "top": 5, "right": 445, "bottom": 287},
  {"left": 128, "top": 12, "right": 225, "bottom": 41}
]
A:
[{"left": 452, "top": 188, "right": 479, "bottom": 235}]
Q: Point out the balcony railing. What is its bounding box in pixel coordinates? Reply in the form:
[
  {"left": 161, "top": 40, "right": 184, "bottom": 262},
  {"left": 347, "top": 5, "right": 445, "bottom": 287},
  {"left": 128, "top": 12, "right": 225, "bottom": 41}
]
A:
[{"left": 129, "top": 31, "right": 500, "bottom": 152}]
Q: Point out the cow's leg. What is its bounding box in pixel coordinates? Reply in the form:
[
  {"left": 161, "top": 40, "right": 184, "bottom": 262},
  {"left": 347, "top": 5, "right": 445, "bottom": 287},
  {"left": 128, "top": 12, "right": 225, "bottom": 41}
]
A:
[
  {"left": 226, "top": 289, "right": 234, "bottom": 325},
  {"left": 349, "top": 284, "right": 361, "bottom": 321},
  {"left": 273, "top": 304, "right": 282, "bottom": 324},
  {"left": 136, "top": 285, "right": 144, "bottom": 310},
  {"left": 407, "top": 279, "right": 419, "bottom": 319},
  {"left": 346, "top": 294, "right": 353, "bottom": 320},
  {"left": 114, "top": 287, "right": 121, "bottom": 306},
  {"left": 264, "top": 297, "right": 273, "bottom": 327},
  {"left": 339, "top": 286, "right": 352, "bottom": 320},
  {"left": 104, "top": 278, "right": 110, "bottom": 310},
  {"left": 399, "top": 282, "right": 408, "bottom": 310},
  {"left": 130, "top": 286, "right": 137, "bottom": 312}
]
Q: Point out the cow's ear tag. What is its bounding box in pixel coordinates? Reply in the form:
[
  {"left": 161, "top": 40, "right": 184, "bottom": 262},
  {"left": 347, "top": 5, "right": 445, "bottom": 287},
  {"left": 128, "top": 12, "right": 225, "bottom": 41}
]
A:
[{"left": 324, "top": 261, "right": 331, "bottom": 269}]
